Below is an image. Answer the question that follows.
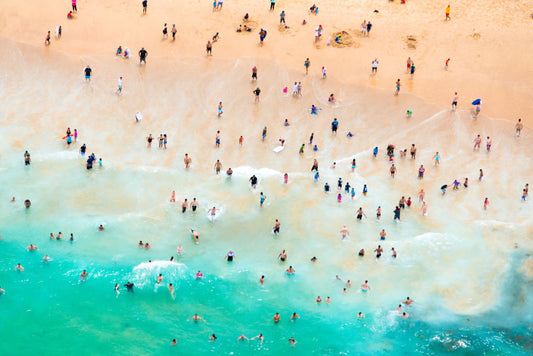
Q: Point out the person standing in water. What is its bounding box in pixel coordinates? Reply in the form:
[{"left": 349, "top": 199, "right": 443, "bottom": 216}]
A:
[
  {"left": 273, "top": 219, "right": 280, "bottom": 234},
  {"left": 260, "top": 192, "right": 266, "bottom": 207}
]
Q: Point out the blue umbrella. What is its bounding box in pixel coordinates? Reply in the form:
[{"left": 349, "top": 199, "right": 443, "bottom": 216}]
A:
[{"left": 472, "top": 99, "right": 481, "bottom": 105}]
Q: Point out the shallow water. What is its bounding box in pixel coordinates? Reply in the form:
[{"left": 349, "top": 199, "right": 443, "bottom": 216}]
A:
[{"left": 0, "top": 38, "right": 532, "bottom": 355}]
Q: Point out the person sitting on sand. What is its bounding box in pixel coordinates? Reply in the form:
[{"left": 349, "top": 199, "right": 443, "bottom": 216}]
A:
[
  {"left": 328, "top": 94, "right": 336, "bottom": 103},
  {"left": 212, "top": 32, "right": 219, "bottom": 42},
  {"left": 243, "top": 13, "right": 249, "bottom": 21},
  {"left": 67, "top": 11, "right": 73, "bottom": 19},
  {"left": 310, "top": 105, "right": 319, "bottom": 115},
  {"left": 116, "top": 46, "right": 122, "bottom": 56}
]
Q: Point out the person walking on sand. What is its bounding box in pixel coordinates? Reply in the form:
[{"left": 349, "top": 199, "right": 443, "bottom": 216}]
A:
[
  {"left": 372, "top": 58, "right": 378, "bottom": 74},
  {"left": 483, "top": 197, "right": 489, "bottom": 210},
  {"left": 304, "top": 58, "right": 310, "bottom": 75},
  {"left": 395, "top": 79, "right": 401, "bottom": 96},
  {"left": 171, "top": 24, "right": 177, "bottom": 40},
  {"left": 270, "top": 0, "right": 275, "bottom": 11},
  {"left": 45, "top": 31, "right": 51, "bottom": 46},
  {"left": 473, "top": 134, "right": 482, "bottom": 150},
  {"left": 139, "top": 47, "right": 148, "bottom": 64},
  {"left": 515, "top": 118, "right": 523, "bottom": 137},
  {"left": 253, "top": 87, "right": 261, "bottom": 103},
  {"left": 452, "top": 92, "right": 458, "bottom": 110},
  {"left": 259, "top": 29, "right": 267, "bottom": 46},
  {"left": 280, "top": 10, "right": 285, "bottom": 24},
  {"left": 142, "top": 0, "right": 147, "bottom": 14},
  {"left": 84, "top": 65, "right": 92, "bottom": 81},
  {"left": 217, "top": 102, "right": 223, "bottom": 117},
  {"left": 162, "top": 23, "right": 168, "bottom": 39},
  {"left": 72, "top": 0, "right": 77, "bottom": 12},
  {"left": 445, "top": 58, "right": 450, "bottom": 70},
  {"left": 252, "top": 66, "right": 258, "bottom": 80},
  {"left": 407, "top": 57, "right": 412, "bottom": 72},
  {"left": 116, "top": 77, "right": 123, "bottom": 94},
  {"left": 445, "top": 4, "right": 451, "bottom": 20},
  {"left": 206, "top": 40, "right": 212, "bottom": 56}
]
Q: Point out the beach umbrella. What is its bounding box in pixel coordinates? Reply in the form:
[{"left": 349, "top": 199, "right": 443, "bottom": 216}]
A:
[{"left": 472, "top": 99, "right": 481, "bottom": 105}]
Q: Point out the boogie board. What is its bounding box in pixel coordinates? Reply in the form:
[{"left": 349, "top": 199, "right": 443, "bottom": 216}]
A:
[{"left": 273, "top": 146, "right": 285, "bottom": 153}]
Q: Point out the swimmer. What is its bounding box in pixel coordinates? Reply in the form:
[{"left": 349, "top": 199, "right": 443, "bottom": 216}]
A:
[
  {"left": 11, "top": 197, "right": 15, "bottom": 202},
  {"left": 326, "top": 296, "right": 332, "bottom": 304},
  {"left": 181, "top": 199, "right": 188, "bottom": 213},
  {"left": 237, "top": 334, "right": 249, "bottom": 341},
  {"left": 251, "top": 334, "right": 264, "bottom": 344},
  {"left": 260, "top": 275, "right": 265, "bottom": 285},
  {"left": 115, "top": 283, "right": 120, "bottom": 294},
  {"left": 0, "top": 286, "right": 5, "bottom": 294},
  {"left": 98, "top": 224, "right": 105, "bottom": 231},
  {"left": 361, "top": 280, "right": 370, "bottom": 292},
  {"left": 156, "top": 274, "right": 163, "bottom": 284},
  {"left": 145, "top": 242, "right": 151, "bottom": 249},
  {"left": 291, "top": 312, "right": 300, "bottom": 321},
  {"left": 70, "top": 233, "right": 74, "bottom": 241},
  {"left": 401, "top": 312, "right": 409, "bottom": 318},
  {"left": 171, "top": 339, "right": 177, "bottom": 345},
  {"left": 57, "top": 232, "right": 63, "bottom": 240},
  {"left": 310, "top": 256, "right": 317, "bottom": 263},
  {"left": 288, "top": 337, "right": 297, "bottom": 346},
  {"left": 357, "top": 312, "right": 365, "bottom": 319},
  {"left": 124, "top": 282, "right": 134, "bottom": 292},
  {"left": 190, "top": 229, "right": 200, "bottom": 244},
  {"left": 273, "top": 313, "right": 281, "bottom": 322},
  {"left": 397, "top": 304, "right": 403, "bottom": 312},
  {"left": 43, "top": 254, "right": 50, "bottom": 263},
  {"left": 168, "top": 283, "right": 174, "bottom": 297},
  {"left": 195, "top": 271, "right": 203, "bottom": 279},
  {"left": 138, "top": 240, "right": 144, "bottom": 247},
  {"left": 80, "top": 270, "right": 88, "bottom": 281},
  {"left": 286, "top": 266, "right": 295, "bottom": 274},
  {"left": 315, "top": 296, "right": 322, "bottom": 303},
  {"left": 225, "top": 251, "right": 235, "bottom": 262},
  {"left": 15, "top": 263, "right": 24, "bottom": 271},
  {"left": 392, "top": 248, "right": 397, "bottom": 258},
  {"left": 402, "top": 297, "right": 413, "bottom": 305},
  {"left": 210, "top": 334, "right": 217, "bottom": 342},
  {"left": 278, "top": 250, "right": 287, "bottom": 261},
  {"left": 27, "top": 244, "right": 39, "bottom": 251},
  {"left": 177, "top": 245, "right": 183, "bottom": 254},
  {"left": 340, "top": 225, "right": 349, "bottom": 239},
  {"left": 188, "top": 314, "right": 205, "bottom": 322},
  {"left": 358, "top": 249, "right": 365, "bottom": 257}
]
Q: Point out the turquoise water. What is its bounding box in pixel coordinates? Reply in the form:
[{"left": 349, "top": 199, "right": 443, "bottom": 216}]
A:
[
  {"left": 1, "top": 40, "right": 533, "bottom": 355},
  {"left": 1, "top": 161, "right": 532, "bottom": 355}
]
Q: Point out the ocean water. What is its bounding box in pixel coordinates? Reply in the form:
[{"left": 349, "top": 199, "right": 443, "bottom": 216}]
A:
[{"left": 0, "top": 39, "right": 532, "bottom": 355}]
